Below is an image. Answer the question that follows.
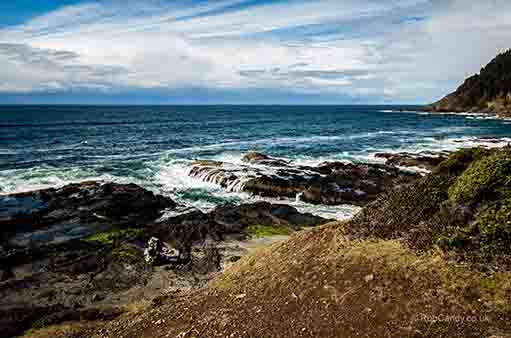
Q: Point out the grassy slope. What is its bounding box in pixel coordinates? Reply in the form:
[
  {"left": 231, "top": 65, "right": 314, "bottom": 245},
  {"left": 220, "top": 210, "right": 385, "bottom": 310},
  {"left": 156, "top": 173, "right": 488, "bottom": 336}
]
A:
[
  {"left": 23, "top": 148, "right": 511, "bottom": 338},
  {"left": 53, "top": 225, "right": 508, "bottom": 338}
]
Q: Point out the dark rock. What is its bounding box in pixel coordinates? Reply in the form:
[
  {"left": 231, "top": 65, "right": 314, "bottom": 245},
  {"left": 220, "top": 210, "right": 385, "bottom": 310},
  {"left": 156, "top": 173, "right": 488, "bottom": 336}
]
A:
[
  {"left": 242, "top": 152, "right": 290, "bottom": 167},
  {"left": 0, "top": 268, "right": 14, "bottom": 282},
  {"left": 0, "top": 182, "right": 178, "bottom": 337},
  {"left": 375, "top": 152, "right": 448, "bottom": 171},
  {"left": 153, "top": 202, "right": 329, "bottom": 254},
  {"left": 227, "top": 256, "right": 242, "bottom": 263},
  {"left": 0, "top": 181, "right": 175, "bottom": 246},
  {"left": 91, "top": 294, "right": 103, "bottom": 302},
  {"left": 242, "top": 152, "right": 272, "bottom": 162},
  {"left": 189, "top": 153, "right": 419, "bottom": 206},
  {"left": 211, "top": 202, "right": 327, "bottom": 231}
]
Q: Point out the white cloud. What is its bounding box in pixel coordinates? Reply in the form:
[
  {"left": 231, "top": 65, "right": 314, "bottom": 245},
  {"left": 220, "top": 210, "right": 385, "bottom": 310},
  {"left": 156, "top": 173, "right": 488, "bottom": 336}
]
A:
[{"left": 0, "top": 0, "right": 509, "bottom": 102}]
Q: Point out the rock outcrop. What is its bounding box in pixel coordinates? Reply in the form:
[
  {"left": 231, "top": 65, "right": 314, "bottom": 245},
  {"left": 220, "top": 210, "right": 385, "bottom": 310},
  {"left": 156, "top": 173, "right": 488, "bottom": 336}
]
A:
[
  {"left": 374, "top": 152, "right": 449, "bottom": 171},
  {"left": 143, "top": 237, "right": 181, "bottom": 265},
  {"left": 189, "top": 153, "right": 419, "bottom": 206},
  {"left": 0, "top": 181, "right": 175, "bottom": 245},
  {"left": 154, "top": 201, "right": 329, "bottom": 250},
  {"left": 426, "top": 49, "right": 511, "bottom": 117}
]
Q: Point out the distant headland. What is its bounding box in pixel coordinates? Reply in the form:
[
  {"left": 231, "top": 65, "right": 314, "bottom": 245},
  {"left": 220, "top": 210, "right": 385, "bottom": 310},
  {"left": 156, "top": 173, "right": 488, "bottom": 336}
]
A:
[{"left": 425, "top": 49, "right": 511, "bottom": 117}]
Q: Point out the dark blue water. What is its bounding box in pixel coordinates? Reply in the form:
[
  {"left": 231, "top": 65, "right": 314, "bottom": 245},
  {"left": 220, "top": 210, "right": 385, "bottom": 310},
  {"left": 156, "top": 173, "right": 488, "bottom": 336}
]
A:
[{"left": 2, "top": 105, "right": 511, "bottom": 218}]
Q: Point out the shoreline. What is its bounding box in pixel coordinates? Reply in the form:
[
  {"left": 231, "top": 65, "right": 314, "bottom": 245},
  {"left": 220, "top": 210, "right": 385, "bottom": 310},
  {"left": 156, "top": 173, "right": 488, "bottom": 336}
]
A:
[{"left": 2, "top": 143, "right": 511, "bottom": 337}]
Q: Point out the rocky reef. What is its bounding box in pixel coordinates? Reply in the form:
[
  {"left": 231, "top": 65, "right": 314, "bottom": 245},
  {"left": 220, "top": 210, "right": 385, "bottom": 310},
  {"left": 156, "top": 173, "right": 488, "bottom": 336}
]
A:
[
  {"left": 426, "top": 49, "right": 511, "bottom": 117},
  {"left": 189, "top": 152, "right": 420, "bottom": 206}
]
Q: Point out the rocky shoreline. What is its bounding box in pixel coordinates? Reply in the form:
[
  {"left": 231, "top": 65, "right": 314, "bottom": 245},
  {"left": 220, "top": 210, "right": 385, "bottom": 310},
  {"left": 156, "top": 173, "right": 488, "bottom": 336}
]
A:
[
  {"left": 0, "top": 146, "right": 506, "bottom": 337},
  {"left": 0, "top": 178, "right": 331, "bottom": 337}
]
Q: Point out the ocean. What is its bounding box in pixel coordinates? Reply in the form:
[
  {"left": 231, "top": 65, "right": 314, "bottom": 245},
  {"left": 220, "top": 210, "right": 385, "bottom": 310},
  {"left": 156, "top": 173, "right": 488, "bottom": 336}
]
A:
[{"left": 2, "top": 105, "right": 511, "bottom": 219}]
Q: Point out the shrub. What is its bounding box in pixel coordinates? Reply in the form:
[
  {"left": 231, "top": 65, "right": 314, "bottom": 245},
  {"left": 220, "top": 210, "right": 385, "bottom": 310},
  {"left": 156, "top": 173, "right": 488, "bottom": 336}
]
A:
[
  {"left": 448, "top": 152, "right": 511, "bottom": 205},
  {"left": 477, "top": 200, "right": 511, "bottom": 256},
  {"left": 434, "top": 147, "right": 490, "bottom": 176}
]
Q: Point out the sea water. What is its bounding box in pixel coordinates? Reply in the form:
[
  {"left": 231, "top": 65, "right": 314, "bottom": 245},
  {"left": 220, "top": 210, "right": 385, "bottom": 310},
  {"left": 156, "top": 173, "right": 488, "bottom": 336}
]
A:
[{"left": 2, "top": 105, "right": 511, "bottom": 219}]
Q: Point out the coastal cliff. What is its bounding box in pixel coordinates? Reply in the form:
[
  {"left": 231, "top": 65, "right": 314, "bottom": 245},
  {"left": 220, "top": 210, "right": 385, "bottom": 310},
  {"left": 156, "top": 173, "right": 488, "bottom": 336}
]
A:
[{"left": 427, "top": 49, "right": 511, "bottom": 117}]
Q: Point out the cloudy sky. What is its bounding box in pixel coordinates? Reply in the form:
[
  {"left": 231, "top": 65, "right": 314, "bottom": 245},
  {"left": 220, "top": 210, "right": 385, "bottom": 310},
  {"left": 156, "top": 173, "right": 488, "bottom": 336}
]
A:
[{"left": 0, "top": 0, "right": 509, "bottom": 104}]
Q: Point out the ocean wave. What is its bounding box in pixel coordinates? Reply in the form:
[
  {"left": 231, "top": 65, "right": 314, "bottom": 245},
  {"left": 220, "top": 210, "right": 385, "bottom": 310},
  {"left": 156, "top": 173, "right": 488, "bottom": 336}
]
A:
[
  {"left": 161, "top": 132, "right": 406, "bottom": 156},
  {"left": 3, "top": 133, "right": 510, "bottom": 219},
  {"left": 0, "top": 148, "right": 18, "bottom": 155},
  {"left": 154, "top": 158, "right": 359, "bottom": 219},
  {"left": 0, "top": 168, "right": 111, "bottom": 195}
]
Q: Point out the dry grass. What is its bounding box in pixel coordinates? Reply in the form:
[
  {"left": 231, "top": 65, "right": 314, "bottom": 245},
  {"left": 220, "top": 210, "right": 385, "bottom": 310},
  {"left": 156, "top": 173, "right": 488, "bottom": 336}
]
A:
[{"left": 67, "top": 223, "right": 509, "bottom": 338}]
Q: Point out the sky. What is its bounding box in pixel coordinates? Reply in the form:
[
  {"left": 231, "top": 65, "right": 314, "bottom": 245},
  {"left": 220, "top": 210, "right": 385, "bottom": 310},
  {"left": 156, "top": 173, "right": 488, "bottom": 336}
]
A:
[{"left": 0, "top": 0, "right": 509, "bottom": 104}]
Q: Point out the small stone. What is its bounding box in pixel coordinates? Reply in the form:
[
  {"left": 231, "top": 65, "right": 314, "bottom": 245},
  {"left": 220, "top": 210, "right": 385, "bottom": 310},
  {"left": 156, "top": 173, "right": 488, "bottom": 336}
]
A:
[
  {"left": 364, "top": 274, "right": 374, "bottom": 282},
  {"left": 92, "top": 293, "right": 103, "bottom": 302},
  {"left": 235, "top": 293, "right": 247, "bottom": 299}
]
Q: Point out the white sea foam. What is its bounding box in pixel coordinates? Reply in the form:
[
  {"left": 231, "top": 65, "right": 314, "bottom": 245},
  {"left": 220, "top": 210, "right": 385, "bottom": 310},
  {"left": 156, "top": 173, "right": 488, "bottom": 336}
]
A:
[
  {"left": 0, "top": 168, "right": 111, "bottom": 195},
  {"left": 154, "top": 158, "right": 360, "bottom": 219},
  {"left": 332, "top": 136, "right": 511, "bottom": 170},
  {"left": 389, "top": 109, "right": 511, "bottom": 122}
]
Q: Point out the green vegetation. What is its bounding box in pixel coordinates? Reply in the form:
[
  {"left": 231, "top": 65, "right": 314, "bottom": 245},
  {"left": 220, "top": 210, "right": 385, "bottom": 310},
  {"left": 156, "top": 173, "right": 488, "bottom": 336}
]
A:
[
  {"left": 112, "top": 246, "right": 140, "bottom": 262},
  {"left": 84, "top": 228, "right": 145, "bottom": 246},
  {"left": 477, "top": 200, "right": 511, "bottom": 255},
  {"left": 244, "top": 225, "right": 292, "bottom": 238},
  {"left": 351, "top": 147, "right": 511, "bottom": 257},
  {"left": 435, "top": 225, "right": 476, "bottom": 252},
  {"left": 448, "top": 152, "right": 511, "bottom": 204},
  {"left": 434, "top": 147, "right": 489, "bottom": 176}
]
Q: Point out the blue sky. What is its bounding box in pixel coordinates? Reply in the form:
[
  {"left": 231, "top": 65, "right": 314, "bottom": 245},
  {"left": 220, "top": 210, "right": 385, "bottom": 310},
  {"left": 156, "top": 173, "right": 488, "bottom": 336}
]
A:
[{"left": 0, "top": 0, "right": 509, "bottom": 104}]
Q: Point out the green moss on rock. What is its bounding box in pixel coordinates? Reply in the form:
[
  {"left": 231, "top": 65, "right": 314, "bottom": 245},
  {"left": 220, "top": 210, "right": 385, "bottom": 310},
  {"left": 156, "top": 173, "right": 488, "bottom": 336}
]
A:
[{"left": 84, "top": 228, "right": 145, "bottom": 246}]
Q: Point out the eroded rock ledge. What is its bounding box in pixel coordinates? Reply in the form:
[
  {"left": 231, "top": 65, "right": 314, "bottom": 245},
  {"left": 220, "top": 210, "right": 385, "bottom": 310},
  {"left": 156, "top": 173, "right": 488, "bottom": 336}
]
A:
[{"left": 189, "top": 151, "right": 420, "bottom": 206}]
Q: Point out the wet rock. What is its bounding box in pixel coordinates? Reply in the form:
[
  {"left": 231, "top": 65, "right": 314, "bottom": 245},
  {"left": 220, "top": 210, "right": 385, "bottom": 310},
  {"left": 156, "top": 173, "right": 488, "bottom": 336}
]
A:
[
  {"left": 190, "top": 154, "right": 419, "bottom": 206},
  {"left": 212, "top": 202, "right": 327, "bottom": 231},
  {"left": 0, "top": 181, "right": 175, "bottom": 245},
  {"left": 242, "top": 152, "right": 290, "bottom": 167},
  {"left": 375, "top": 152, "right": 448, "bottom": 171},
  {"left": 153, "top": 202, "right": 329, "bottom": 252}
]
